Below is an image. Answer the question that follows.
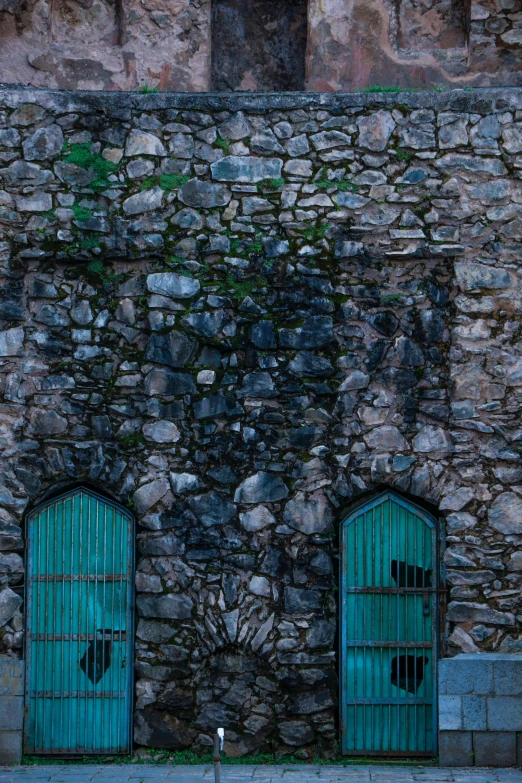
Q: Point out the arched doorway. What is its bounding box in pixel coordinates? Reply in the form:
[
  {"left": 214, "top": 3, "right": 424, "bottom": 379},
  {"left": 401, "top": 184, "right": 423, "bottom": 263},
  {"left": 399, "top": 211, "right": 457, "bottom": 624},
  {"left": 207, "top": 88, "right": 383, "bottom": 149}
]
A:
[
  {"left": 24, "top": 488, "right": 134, "bottom": 754},
  {"left": 340, "top": 491, "right": 439, "bottom": 757}
]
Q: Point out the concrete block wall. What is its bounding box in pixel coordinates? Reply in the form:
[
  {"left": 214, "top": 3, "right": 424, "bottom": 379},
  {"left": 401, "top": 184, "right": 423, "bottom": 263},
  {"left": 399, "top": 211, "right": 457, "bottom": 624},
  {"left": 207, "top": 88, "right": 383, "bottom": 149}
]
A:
[
  {"left": 439, "top": 654, "right": 522, "bottom": 766},
  {"left": 0, "top": 657, "right": 24, "bottom": 764}
]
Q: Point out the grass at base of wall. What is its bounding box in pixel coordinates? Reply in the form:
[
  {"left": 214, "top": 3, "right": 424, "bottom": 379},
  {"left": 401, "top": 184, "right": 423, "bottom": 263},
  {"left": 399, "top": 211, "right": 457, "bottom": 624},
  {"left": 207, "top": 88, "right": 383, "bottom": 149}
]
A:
[{"left": 22, "top": 750, "right": 439, "bottom": 766}]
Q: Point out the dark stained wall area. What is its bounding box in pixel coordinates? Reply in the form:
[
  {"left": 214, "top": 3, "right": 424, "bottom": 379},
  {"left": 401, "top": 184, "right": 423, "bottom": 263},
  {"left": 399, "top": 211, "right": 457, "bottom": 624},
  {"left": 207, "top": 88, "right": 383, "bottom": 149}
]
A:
[{"left": 211, "top": 0, "right": 307, "bottom": 91}]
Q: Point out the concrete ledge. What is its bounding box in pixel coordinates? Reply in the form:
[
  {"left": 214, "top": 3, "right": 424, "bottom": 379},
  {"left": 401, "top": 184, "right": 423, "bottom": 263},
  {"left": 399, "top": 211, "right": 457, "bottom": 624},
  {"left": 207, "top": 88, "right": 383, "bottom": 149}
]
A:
[
  {"left": 0, "top": 658, "right": 24, "bottom": 764},
  {"left": 438, "top": 731, "right": 473, "bottom": 766},
  {"left": 2, "top": 85, "right": 522, "bottom": 116},
  {"left": 473, "top": 731, "right": 517, "bottom": 767},
  {"left": 0, "top": 731, "right": 22, "bottom": 765}
]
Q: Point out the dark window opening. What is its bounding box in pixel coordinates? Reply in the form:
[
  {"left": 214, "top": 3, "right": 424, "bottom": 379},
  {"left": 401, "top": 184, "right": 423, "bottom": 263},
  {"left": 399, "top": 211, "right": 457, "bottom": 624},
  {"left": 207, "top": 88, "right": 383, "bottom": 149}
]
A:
[
  {"left": 391, "top": 558, "right": 432, "bottom": 588},
  {"left": 391, "top": 654, "right": 429, "bottom": 694},
  {"left": 211, "top": 0, "right": 307, "bottom": 92}
]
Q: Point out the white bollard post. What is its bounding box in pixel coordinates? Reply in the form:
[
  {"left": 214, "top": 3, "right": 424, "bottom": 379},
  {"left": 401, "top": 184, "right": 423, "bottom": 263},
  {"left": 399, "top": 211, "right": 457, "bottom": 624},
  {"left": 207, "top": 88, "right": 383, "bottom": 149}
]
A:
[{"left": 214, "top": 728, "right": 225, "bottom": 783}]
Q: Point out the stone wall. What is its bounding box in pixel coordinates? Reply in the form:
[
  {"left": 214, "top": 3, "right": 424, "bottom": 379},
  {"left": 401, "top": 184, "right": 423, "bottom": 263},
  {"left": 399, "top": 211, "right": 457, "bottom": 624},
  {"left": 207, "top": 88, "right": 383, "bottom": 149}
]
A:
[
  {"left": 0, "top": 87, "right": 522, "bottom": 759},
  {"left": 2, "top": 0, "right": 522, "bottom": 91},
  {"left": 439, "top": 654, "right": 522, "bottom": 766}
]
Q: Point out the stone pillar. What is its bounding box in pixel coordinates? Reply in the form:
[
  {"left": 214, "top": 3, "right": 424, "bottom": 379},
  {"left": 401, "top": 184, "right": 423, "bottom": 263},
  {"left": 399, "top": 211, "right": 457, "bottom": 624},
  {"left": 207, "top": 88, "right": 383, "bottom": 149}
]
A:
[
  {"left": 0, "top": 656, "right": 24, "bottom": 764},
  {"left": 439, "top": 654, "right": 522, "bottom": 767}
]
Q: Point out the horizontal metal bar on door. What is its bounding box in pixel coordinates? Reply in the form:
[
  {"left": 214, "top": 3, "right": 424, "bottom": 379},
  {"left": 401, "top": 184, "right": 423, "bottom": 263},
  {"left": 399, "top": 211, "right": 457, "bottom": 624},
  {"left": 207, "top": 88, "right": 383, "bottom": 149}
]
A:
[
  {"left": 346, "top": 750, "right": 435, "bottom": 758},
  {"left": 346, "top": 640, "right": 432, "bottom": 648},
  {"left": 30, "top": 574, "right": 127, "bottom": 582},
  {"left": 347, "top": 698, "right": 433, "bottom": 705},
  {"left": 28, "top": 634, "right": 127, "bottom": 641},
  {"left": 31, "top": 691, "right": 126, "bottom": 698},
  {"left": 345, "top": 587, "right": 445, "bottom": 593},
  {"left": 32, "top": 748, "right": 127, "bottom": 755}
]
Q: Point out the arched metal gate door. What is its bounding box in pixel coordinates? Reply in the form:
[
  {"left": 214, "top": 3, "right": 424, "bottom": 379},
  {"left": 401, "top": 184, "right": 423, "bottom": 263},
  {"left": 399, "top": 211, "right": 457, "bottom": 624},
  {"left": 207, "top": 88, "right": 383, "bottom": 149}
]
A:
[
  {"left": 340, "top": 491, "right": 439, "bottom": 757},
  {"left": 24, "top": 488, "right": 134, "bottom": 754}
]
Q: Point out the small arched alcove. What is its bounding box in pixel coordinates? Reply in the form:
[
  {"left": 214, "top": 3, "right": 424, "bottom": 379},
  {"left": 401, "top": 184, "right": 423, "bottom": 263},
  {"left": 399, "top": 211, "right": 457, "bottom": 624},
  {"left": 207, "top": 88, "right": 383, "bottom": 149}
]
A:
[
  {"left": 24, "top": 487, "right": 134, "bottom": 755},
  {"left": 340, "top": 490, "right": 439, "bottom": 757}
]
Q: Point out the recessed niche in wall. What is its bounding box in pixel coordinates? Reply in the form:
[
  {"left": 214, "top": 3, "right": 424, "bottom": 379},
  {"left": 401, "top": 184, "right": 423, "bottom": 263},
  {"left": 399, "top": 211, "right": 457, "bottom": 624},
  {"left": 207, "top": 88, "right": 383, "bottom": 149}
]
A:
[
  {"left": 397, "top": 0, "right": 469, "bottom": 50},
  {"left": 211, "top": 0, "right": 307, "bottom": 91}
]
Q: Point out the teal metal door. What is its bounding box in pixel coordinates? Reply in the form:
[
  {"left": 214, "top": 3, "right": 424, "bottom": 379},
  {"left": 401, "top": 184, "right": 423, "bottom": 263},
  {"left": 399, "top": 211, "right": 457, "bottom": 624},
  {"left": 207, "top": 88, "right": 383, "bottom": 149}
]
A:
[
  {"left": 340, "top": 492, "right": 438, "bottom": 757},
  {"left": 25, "top": 488, "right": 134, "bottom": 754}
]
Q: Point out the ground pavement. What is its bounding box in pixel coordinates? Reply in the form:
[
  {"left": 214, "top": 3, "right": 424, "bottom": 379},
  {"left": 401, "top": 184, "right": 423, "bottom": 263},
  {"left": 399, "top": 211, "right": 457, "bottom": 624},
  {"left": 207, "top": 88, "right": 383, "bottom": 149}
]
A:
[{"left": 1, "top": 766, "right": 522, "bottom": 783}]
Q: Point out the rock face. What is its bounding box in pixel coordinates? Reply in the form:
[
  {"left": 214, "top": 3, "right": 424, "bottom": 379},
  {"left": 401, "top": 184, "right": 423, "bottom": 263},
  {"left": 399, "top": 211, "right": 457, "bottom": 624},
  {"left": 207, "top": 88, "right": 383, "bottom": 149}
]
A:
[{"left": 0, "top": 87, "right": 521, "bottom": 759}]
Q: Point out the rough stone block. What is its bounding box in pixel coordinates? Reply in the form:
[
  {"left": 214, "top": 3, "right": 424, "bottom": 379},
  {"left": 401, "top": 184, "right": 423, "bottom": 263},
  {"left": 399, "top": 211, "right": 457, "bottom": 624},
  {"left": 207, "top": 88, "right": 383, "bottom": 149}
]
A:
[
  {"left": 438, "top": 655, "right": 493, "bottom": 695},
  {"left": 462, "top": 696, "right": 487, "bottom": 730},
  {"left": 0, "top": 658, "right": 23, "bottom": 697},
  {"left": 0, "top": 731, "right": 22, "bottom": 765},
  {"left": 438, "top": 731, "right": 473, "bottom": 766},
  {"left": 473, "top": 731, "right": 517, "bottom": 766},
  {"left": 0, "top": 697, "right": 23, "bottom": 730},
  {"left": 487, "top": 697, "right": 522, "bottom": 731},
  {"left": 439, "top": 695, "right": 462, "bottom": 730},
  {"left": 492, "top": 656, "right": 522, "bottom": 695}
]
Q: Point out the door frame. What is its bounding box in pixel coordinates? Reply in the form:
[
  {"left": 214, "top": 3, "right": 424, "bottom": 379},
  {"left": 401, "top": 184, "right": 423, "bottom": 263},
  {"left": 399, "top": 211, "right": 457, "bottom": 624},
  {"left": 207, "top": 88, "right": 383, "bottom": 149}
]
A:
[
  {"left": 339, "top": 490, "right": 440, "bottom": 757},
  {"left": 23, "top": 487, "right": 135, "bottom": 755}
]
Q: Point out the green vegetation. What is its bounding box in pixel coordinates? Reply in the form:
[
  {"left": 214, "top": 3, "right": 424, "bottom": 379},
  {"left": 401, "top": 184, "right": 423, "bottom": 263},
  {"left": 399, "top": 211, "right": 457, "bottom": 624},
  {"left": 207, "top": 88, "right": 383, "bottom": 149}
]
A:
[
  {"left": 138, "top": 85, "right": 159, "bottom": 93},
  {"left": 142, "top": 173, "right": 190, "bottom": 192},
  {"left": 78, "top": 235, "right": 101, "bottom": 251},
  {"left": 120, "top": 433, "right": 144, "bottom": 449},
  {"left": 315, "top": 178, "right": 360, "bottom": 193},
  {"left": 380, "top": 293, "right": 405, "bottom": 303},
  {"left": 221, "top": 273, "right": 267, "bottom": 301},
  {"left": 22, "top": 749, "right": 438, "bottom": 767},
  {"left": 214, "top": 137, "right": 230, "bottom": 155},
  {"left": 257, "top": 177, "right": 285, "bottom": 192},
  {"left": 395, "top": 148, "right": 411, "bottom": 163},
  {"left": 71, "top": 202, "right": 94, "bottom": 222},
  {"left": 304, "top": 222, "right": 331, "bottom": 242},
  {"left": 362, "top": 85, "right": 405, "bottom": 93},
  {"left": 61, "top": 142, "right": 120, "bottom": 191},
  {"left": 84, "top": 259, "right": 125, "bottom": 289}
]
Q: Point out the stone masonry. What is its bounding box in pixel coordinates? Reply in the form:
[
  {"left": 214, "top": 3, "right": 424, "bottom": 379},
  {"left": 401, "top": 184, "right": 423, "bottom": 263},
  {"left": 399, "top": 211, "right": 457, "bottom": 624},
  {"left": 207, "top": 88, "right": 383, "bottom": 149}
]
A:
[
  {"left": 3, "top": 0, "right": 522, "bottom": 91},
  {"left": 0, "top": 87, "right": 522, "bottom": 760}
]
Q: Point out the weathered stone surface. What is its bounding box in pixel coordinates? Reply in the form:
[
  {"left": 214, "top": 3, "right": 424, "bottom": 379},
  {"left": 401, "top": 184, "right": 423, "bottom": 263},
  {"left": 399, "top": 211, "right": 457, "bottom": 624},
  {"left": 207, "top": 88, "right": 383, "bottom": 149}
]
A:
[
  {"left": 413, "top": 426, "right": 452, "bottom": 455},
  {"left": 284, "top": 587, "right": 323, "bottom": 613},
  {"left": 137, "top": 594, "right": 194, "bottom": 620},
  {"left": 279, "top": 316, "right": 333, "bottom": 349},
  {"left": 489, "top": 493, "right": 522, "bottom": 534},
  {"left": 364, "top": 426, "right": 408, "bottom": 452},
  {"left": 235, "top": 472, "right": 288, "bottom": 504},
  {"left": 143, "top": 421, "right": 180, "bottom": 443},
  {"left": 279, "top": 721, "right": 314, "bottom": 746},
  {"left": 455, "top": 262, "right": 512, "bottom": 291},
  {"left": 357, "top": 111, "right": 395, "bottom": 151},
  {"left": 211, "top": 156, "right": 283, "bottom": 183},
  {"left": 1, "top": 90, "right": 522, "bottom": 760},
  {"left": 179, "top": 179, "right": 231, "bottom": 208},
  {"left": 0, "top": 588, "right": 22, "bottom": 627},
  {"left": 147, "top": 273, "right": 200, "bottom": 299},
  {"left": 23, "top": 125, "right": 63, "bottom": 161},
  {"left": 125, "top": 130, "right": 167, "bottom": 157},
  {"left": 144, "top": 331, "right": 197, "bottom": 368},
  {"left": 133, "top": 479, "right": 170, "bottom": 515},
  {"left": 26, "top": 409, "right": 67, "bottom": 436},
  {"left": 283, "top": 491, "right": 332, "bottom": 534},
  {"left": 0, "top": 329, "right": 23, "bottom": 357},
  {"left": 144, "top": 368, "right": 195, "bottom": 396},
  {"left": 187, "top": 491, "right": 236, "bottom": 527},
  {"left": 240, "top": 505, "right": 275, "bottom": 532},
  {"left": 288, "top": 351, "right": 334, "bottom": 377},
  {"left": 447, "top": 602, "right": 515, "bottom": 626},
  {"left": 123, "top": 187, "right": 163, "bottom": 216}
]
